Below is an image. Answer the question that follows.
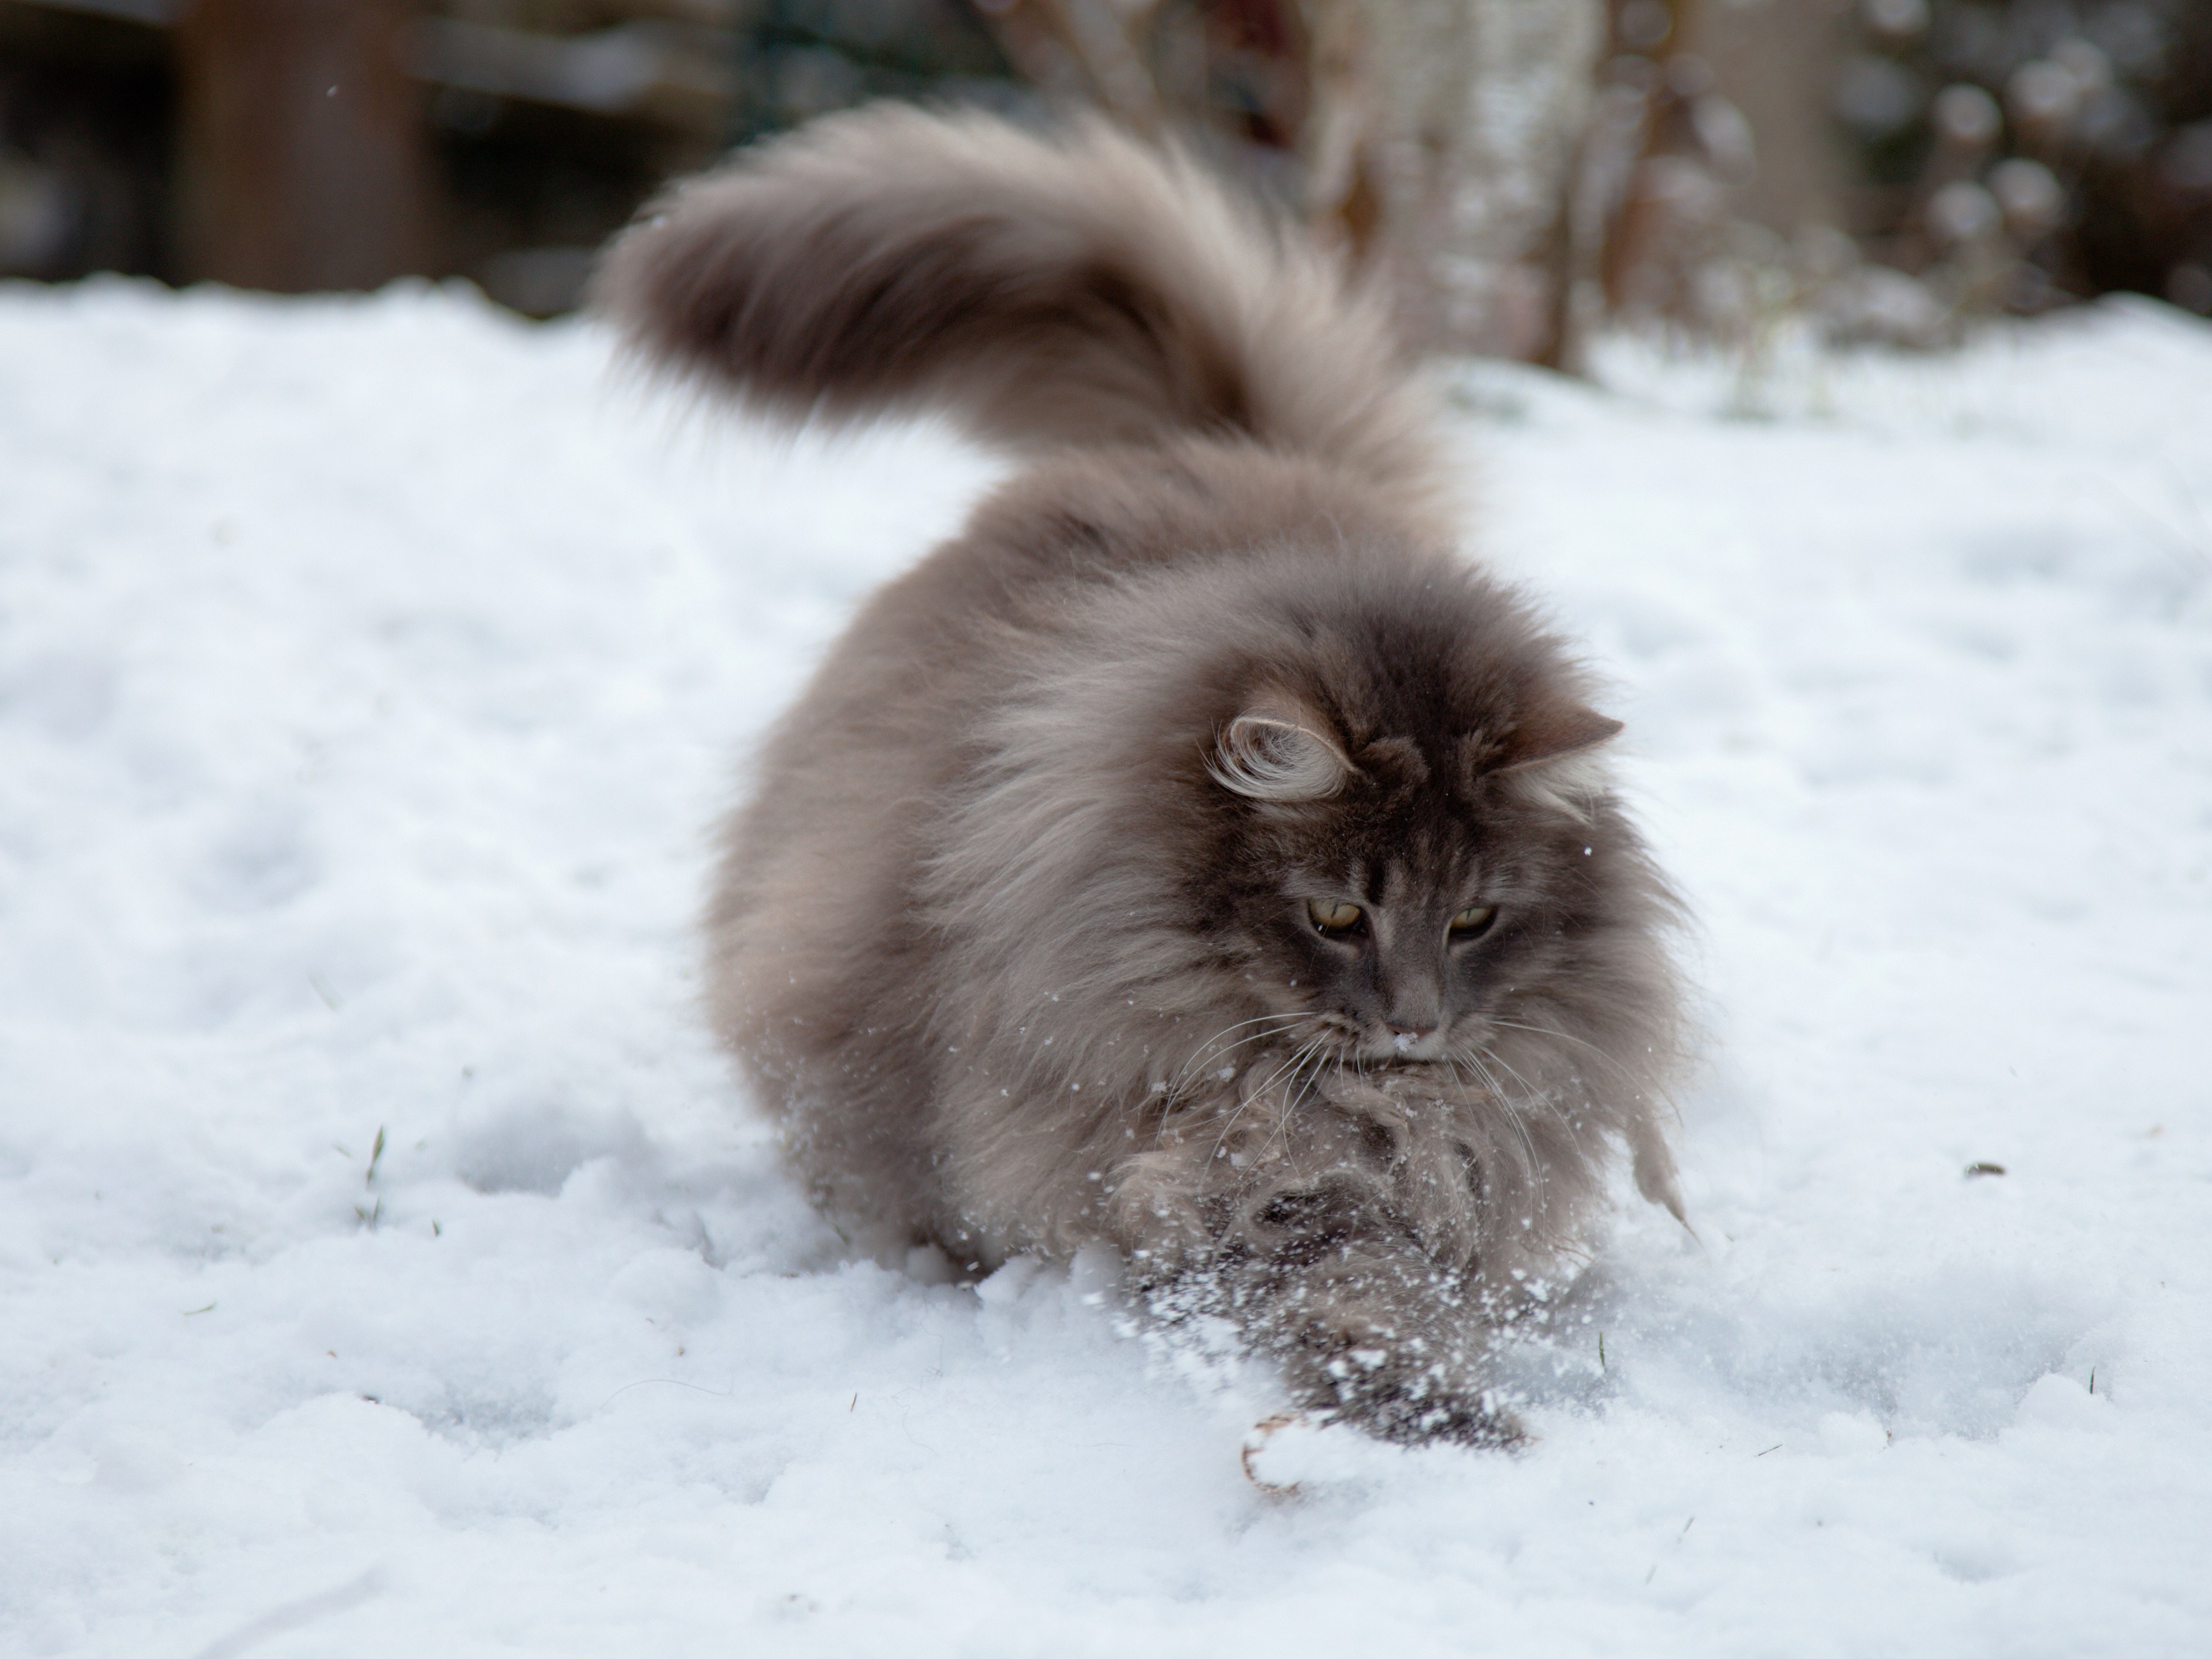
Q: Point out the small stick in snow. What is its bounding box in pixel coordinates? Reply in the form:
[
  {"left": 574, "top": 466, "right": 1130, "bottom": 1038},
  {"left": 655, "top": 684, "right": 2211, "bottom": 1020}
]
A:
[{"left": 1240, "top": 1412, "right": 1306, "bottom": 1497}]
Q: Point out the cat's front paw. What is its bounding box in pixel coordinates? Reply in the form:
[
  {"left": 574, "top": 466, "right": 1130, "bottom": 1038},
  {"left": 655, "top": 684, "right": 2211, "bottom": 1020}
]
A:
[
  {"left": 1280, "top": 1333, "right": 1523, "bottom": 1449},
  {"left": 1338, "top": 1383, "right": 1525, "bottom": 1449}
]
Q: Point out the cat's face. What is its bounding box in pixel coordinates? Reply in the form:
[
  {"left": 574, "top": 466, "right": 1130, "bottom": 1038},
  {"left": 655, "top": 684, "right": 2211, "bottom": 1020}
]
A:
[
  {"left": 1199, "top": 697, "right": 1617, "bottom": 1071},
  {"left": 1230, "top": 800, "right": 1558, "bottom": 1069},
  {"left": 1281, "top": 864, "right": 1499, "bottom": 1062}
]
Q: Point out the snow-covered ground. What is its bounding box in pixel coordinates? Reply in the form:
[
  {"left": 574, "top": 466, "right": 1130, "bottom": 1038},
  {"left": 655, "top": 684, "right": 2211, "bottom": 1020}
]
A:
[{"left": 4, "top": 277, "right": 2208, "bottom": 1657}]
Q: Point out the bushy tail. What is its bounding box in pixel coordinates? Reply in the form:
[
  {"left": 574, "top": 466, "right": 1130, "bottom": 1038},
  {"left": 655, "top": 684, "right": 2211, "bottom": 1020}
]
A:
[{"left": 593, "top": 104, "right": 1441, "bottom": 503}]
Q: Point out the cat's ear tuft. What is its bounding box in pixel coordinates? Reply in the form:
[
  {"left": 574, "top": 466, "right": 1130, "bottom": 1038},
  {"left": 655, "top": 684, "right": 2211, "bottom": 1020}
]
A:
[
  {"left": 1496, "top": 704, "right": 1621, "bottom": 822},
  {"left": 1206, "top": 710, "right": 1352, "bottom": 802}
]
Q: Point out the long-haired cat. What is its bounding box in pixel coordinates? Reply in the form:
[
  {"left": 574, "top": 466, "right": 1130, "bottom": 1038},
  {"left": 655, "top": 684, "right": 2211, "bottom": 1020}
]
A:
[{"left": 596, "top": 104, "right": 1688, "bottom": 1445}]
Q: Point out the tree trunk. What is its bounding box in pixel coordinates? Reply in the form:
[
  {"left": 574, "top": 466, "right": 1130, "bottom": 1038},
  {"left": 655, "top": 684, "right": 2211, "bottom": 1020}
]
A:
[
  {"left": 1305, "top": 0, "right": 1605, "bottom": 363},
  {"left": 172, "top": 0, "right": 433, "bottom": 292}
]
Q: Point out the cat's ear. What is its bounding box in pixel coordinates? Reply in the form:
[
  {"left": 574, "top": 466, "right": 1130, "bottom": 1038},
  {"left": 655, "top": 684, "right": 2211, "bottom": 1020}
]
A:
[
  {"left": 1206, "top": 706, "right": 1352, "bottom": 802},
  {"left": 1503, "top": 704, "right": 1623, "bottom": 768},
  {"left": 1496, "top": 704, "right": 1621, "bottom": 822}
]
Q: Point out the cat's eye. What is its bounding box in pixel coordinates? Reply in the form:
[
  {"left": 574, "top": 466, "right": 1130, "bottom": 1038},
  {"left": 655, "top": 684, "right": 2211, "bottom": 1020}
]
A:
[
  {"left": 1449, "top": 903, "right": 1498, "bottom": 938},
  {"left": 1307, "top": 898, "right": 1365, "bottom": 937}
]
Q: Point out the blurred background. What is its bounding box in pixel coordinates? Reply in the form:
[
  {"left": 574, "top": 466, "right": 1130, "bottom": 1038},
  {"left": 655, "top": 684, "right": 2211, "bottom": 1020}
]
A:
[{"left": 2, "top": 0, "right": 2207, "bottom": 361}]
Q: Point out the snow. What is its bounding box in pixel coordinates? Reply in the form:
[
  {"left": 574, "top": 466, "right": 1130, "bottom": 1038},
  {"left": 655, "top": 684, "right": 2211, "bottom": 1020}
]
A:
[{"left": 4, "top": 276, "right": 2209, "bottom": 1656}]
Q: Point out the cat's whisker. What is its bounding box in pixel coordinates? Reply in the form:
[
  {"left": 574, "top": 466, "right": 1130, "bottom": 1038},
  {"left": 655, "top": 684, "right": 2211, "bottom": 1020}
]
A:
[
  {"left": 1181, "top": 1015, "right": 1341, "bottom": 1178},
  {"left": 1245, "top": 1032, "right": 1329, "bottom": 1114},
  {"left": 1175, "top": 1011, "right": 1308, "bottom": 1068},
  {"left": 1203, "top": 1042, "right": 1295, "bottom": 1166},
  {"left": 1220, "top": 1032, "right": 1333, "bottom": 1168},
  {"left": 1280, "top": 1039, "right": 1329, "bottom": 1112},
  {"left": 1471, "top": 1041, "right": 1592, "bottom": 1180},
  {"left": 1161, "top": 1019, "right": 1314, "bottom": 1127},
  {"left": 1461, "top": 1039, "right": 1552, "bottom": 1120},
  {"left": 1449, "top": 1051, "right": 1544, "bottom": 1199},
  {"left": 1170, "top": 1012, "right": 1310, "bottom": 1091},
  {"left": 1190, "top": 1010, "right": 1312, "bottom": 1048},
  {"left": 1481, "top": 1015, "right": 1647, "bottom": 1093},
  {"left": 1247, "top": 1040, "right": 1345, "bottom": 1172},
  {"left": 1472, "top": 1042, "right": 1590, "bottom": 1150}
]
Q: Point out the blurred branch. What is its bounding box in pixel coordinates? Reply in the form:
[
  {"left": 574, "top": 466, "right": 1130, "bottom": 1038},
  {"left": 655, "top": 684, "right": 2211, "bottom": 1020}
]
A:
[
  {"left": 13, "top": 0, "right": 173, "bottom": 21},
  {"left": 408, "top": 17, "right": 733, "bottom": 135}
]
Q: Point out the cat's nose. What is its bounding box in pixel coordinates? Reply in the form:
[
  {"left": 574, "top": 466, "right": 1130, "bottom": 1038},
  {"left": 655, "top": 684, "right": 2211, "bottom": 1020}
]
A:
[
  {"left": 1384, "top": 1020, "right": 1440, "bottom": 1057},
  {"left": 1381, "top": 973, "right": 1441, "bottom": 1044}
]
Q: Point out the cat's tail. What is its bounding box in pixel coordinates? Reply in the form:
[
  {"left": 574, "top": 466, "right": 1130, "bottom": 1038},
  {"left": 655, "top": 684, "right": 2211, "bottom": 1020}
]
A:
[{"left": 592, "top": 103, "right": 1442, "bottom": 506}]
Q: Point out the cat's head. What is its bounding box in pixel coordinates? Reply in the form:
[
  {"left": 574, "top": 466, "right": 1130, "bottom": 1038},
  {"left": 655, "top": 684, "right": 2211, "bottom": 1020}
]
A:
[
  {"left": 1185, "top": 574, "right": 1661, "bottom": 1076},
  {"left": 930, "top": 542, "right": 1678, "bottom": 1152}
]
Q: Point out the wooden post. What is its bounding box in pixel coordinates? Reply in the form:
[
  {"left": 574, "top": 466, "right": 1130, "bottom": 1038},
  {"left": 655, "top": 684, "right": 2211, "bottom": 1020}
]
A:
[{"left": 171, "top": 0, "right": 433, "bottom": 292}]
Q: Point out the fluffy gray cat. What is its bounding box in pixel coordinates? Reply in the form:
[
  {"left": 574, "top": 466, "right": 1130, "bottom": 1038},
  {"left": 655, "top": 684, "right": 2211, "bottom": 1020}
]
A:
[{"left": 597, "top": 104, "right": 1688, "bottom": 1446}]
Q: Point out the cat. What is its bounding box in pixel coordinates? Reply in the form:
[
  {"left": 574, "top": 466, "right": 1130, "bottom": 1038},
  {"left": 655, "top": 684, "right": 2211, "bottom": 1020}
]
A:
[{"left": 596, "top": 103, "right": 1688, "bottom": 1446}]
